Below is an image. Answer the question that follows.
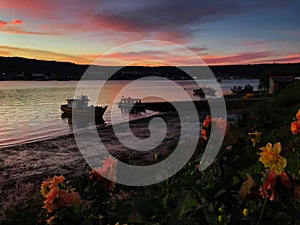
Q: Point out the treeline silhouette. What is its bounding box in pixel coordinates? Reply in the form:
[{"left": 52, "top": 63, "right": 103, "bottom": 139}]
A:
[{"left": 0, "top": 56, "right": 299, "bottom": 80}]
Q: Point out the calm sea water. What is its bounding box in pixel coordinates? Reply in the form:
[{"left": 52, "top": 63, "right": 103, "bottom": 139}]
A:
[{"left": 0, "top": 79, "right": 259, "bottom": 148}]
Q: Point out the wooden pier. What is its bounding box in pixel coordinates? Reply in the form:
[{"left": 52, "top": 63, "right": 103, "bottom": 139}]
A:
[{"left": 144, "top": 97, "right": 270, "bottom": 112}]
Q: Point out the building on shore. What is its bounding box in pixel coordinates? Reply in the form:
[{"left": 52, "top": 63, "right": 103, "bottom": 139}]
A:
[{"left": 269, "top": 76, "right": 295, "bottom": 94}]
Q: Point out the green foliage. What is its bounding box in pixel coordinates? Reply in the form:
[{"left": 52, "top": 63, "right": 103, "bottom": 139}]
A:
[{"left": 275, "top": 83, "right": 300, "bottom": 108}]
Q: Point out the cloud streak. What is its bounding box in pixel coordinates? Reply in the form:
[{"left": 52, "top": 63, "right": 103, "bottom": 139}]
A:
[
  {"left": 203, "top": 51, "right": 276, "bottom": 65},
  {"left": 0, "top": 46, "right": 93, "bottom": 64},
  {"left": 0, "top": 18, "right": 59, "bottom": 35}
]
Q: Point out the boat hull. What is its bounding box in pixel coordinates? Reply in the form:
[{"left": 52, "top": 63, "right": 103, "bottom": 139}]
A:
[
  {"left": 61, "top": 105, "right": 107, "bottom": 118},
  {"left": 118, "top": 103, "right": 146, "bottom": 113}
]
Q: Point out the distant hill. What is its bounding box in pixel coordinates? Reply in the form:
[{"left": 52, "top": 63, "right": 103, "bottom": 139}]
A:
[{"left": 0, "top": 56, "right": 299, "bottom": 80}]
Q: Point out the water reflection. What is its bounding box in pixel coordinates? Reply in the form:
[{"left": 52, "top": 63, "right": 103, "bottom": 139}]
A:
[{"left": 61, "top": 113, "right": 105, "bottom": 131}]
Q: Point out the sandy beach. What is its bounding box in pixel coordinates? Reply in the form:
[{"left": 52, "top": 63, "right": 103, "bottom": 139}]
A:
[{"left": 1, "top": 111, "right": 197, "bottom": 189}]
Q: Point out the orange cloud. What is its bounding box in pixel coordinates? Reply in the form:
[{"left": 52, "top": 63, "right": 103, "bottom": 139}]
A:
[
  {"left": 12, "top": 19, "right": 23, "bottom": 24},
  {"left": 0, "top": 20, "right": 8, "bottom": 28},
  {"left": 0, "top": 50, "right": 11, "bottom": 56},
  {"left": 1, "top": 26, "right": 60, "bottom": 35},
  {"left": 0, "top": 46, "right": 93, "bottom": 64},
  {"left": 0, "top": 45, "right": 298, "bottom": 66}
]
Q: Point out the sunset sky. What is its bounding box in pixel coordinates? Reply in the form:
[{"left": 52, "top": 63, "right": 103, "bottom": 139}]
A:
[{"left": 0, "top": 0, "right": 300, "bottom": 66}]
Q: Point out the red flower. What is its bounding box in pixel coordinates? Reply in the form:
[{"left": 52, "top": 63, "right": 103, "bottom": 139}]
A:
[
  {"left": 203, "top": 115, "right": 211, "bottom": 127},
  {"left": 291, "top": 120, "right": 300, "bottom": 135},
  {"left": 201, "top": 129, "right": 208, "bottom": 140},
  {"left": 294, "top": 185, "right": 300, "bottom": 199},
  {"left": 280, "top": 171, "right": 292, "bottom": 188},
  {"left": 260, "top": 170, "right": 278, "bottom": 201}
]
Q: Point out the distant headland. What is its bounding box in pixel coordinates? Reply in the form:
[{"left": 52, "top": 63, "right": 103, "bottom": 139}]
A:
[{"left": 0, "top": 56, "right": 299, "bottom": 81}]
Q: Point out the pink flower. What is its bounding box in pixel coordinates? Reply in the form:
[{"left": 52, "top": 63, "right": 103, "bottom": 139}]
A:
[{"left": 90, "top": 157, "right": 117, "bottom": 191}]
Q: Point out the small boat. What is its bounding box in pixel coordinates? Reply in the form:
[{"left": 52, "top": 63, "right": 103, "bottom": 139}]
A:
[
  {"left": 231, "top": 84, "right": 253, "bottom": 94},
  {"left": 61, "top": 95, "right": 107, "bottom": 118},
  {"left": 193, "top": 87, "right": 217, "bottom": 97},
  {"left": 118, "top": 97, "right": 146, "bottom": 114}
]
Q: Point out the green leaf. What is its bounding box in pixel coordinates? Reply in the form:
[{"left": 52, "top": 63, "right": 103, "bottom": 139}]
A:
[
  {"left": 133, "top": 198, "right": 156, "bottom": 222},
  {"left": 179, "top": 191, "right": 199, "bottom": 218},
  {"left": 232, "top": 176, "right": 240, "bottom": 186}
]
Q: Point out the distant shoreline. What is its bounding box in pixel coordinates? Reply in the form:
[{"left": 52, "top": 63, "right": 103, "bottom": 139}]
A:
[{"left": 1, "top": 56, "right": 299, "bottom": 81}]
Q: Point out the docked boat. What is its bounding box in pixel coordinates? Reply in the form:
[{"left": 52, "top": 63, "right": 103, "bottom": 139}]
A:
[
  {"left": 231, "top": 84, "right": 253, "bottom": 94},
  {"left": 118, "top": 97, "right": 146, "bottom": 114},
  {"left": 193, "top": 87, "right": 217, "bottom": 97},
  {"left": 61, "top": 95, "right": 107, "bottom": 118}
]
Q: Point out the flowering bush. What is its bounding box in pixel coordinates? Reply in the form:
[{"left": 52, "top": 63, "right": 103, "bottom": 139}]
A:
[
  {"left": 200, "top": 115, "right": 228, "bottom": 141},
  {"left": 291, "top": 109, "right": 300, "bottom": 134},
  {"left": 4, "top": 101, "right": 300, "bottom": 224},
  {"left": 89, "top": 156, "right": 117, "bottom": 191},
  {"left": 40, "top": 175, "right": 81, "bottom": 224},
  {"left": 36, "top": 108, "right": 299, "bottom": 225}
]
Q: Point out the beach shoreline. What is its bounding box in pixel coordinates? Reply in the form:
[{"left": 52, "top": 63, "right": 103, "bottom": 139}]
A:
[{"left": 0, "top": 111, "right": 192, "bottom": 190}]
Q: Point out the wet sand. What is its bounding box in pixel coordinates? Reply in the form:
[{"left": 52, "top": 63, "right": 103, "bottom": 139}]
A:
[{"left": 0, "top": 111, "right": 192, "bottom": 189}]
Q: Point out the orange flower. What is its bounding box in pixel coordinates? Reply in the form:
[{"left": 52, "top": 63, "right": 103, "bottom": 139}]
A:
[
  {"left": 291, "top": 120, "right": 300, "bottom": 135},
  {"left": 50, "top": 175, "right": 65, "bottom": 188},
  {"left": 41, "top": 175, "right": 81, "bottom": 213},
  {"left": 203, "top": 115, "right": 211, "bottom": 127},
  {"left": 259, "top": 142, "right": 287, "bottom": 175},
  {"left": 201, "top": 128, "right": 208, "bottom": 140},
  {"left": 238, "top": 173, "right": 257, "bottom": 201},
  {"left": 90, "top": 157, "right": 117, "bottom": 190},
  {"left": 59, "top": 189, "right": 81, "bottom": 207},
  {"left": 296, "top": 109, "right": 300, "bottom": 120},
  {"left": 41, "top": 180, "right": 51, "bottom": 196},
  {"left": 248, "top": 131, "right": 262, "bottom": 147},
  {"left": 200, "top": 116, "right": 228, "bottom": 141},
  {"left": 46, "top": 215, "right": 56, "bottom": 224},
  {"left": 44, "top": 188, "right": 59, "bottom": 213}
]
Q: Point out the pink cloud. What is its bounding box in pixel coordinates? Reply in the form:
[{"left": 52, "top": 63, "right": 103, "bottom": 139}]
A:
[
  {"left": 0, "top": 0, "right": 57, "bottom": 18},
  {"left": 0, "top": 19, "right": 59, "bottom": 35},
  {"left": 251, "top": 54, "right": 300, "bottom": 64},
  {"left": 241, "top": 41, "right": 269, "bottom": 46},
  {"left": 202, "top": 51, "right": 276, "bottom": 65}
]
